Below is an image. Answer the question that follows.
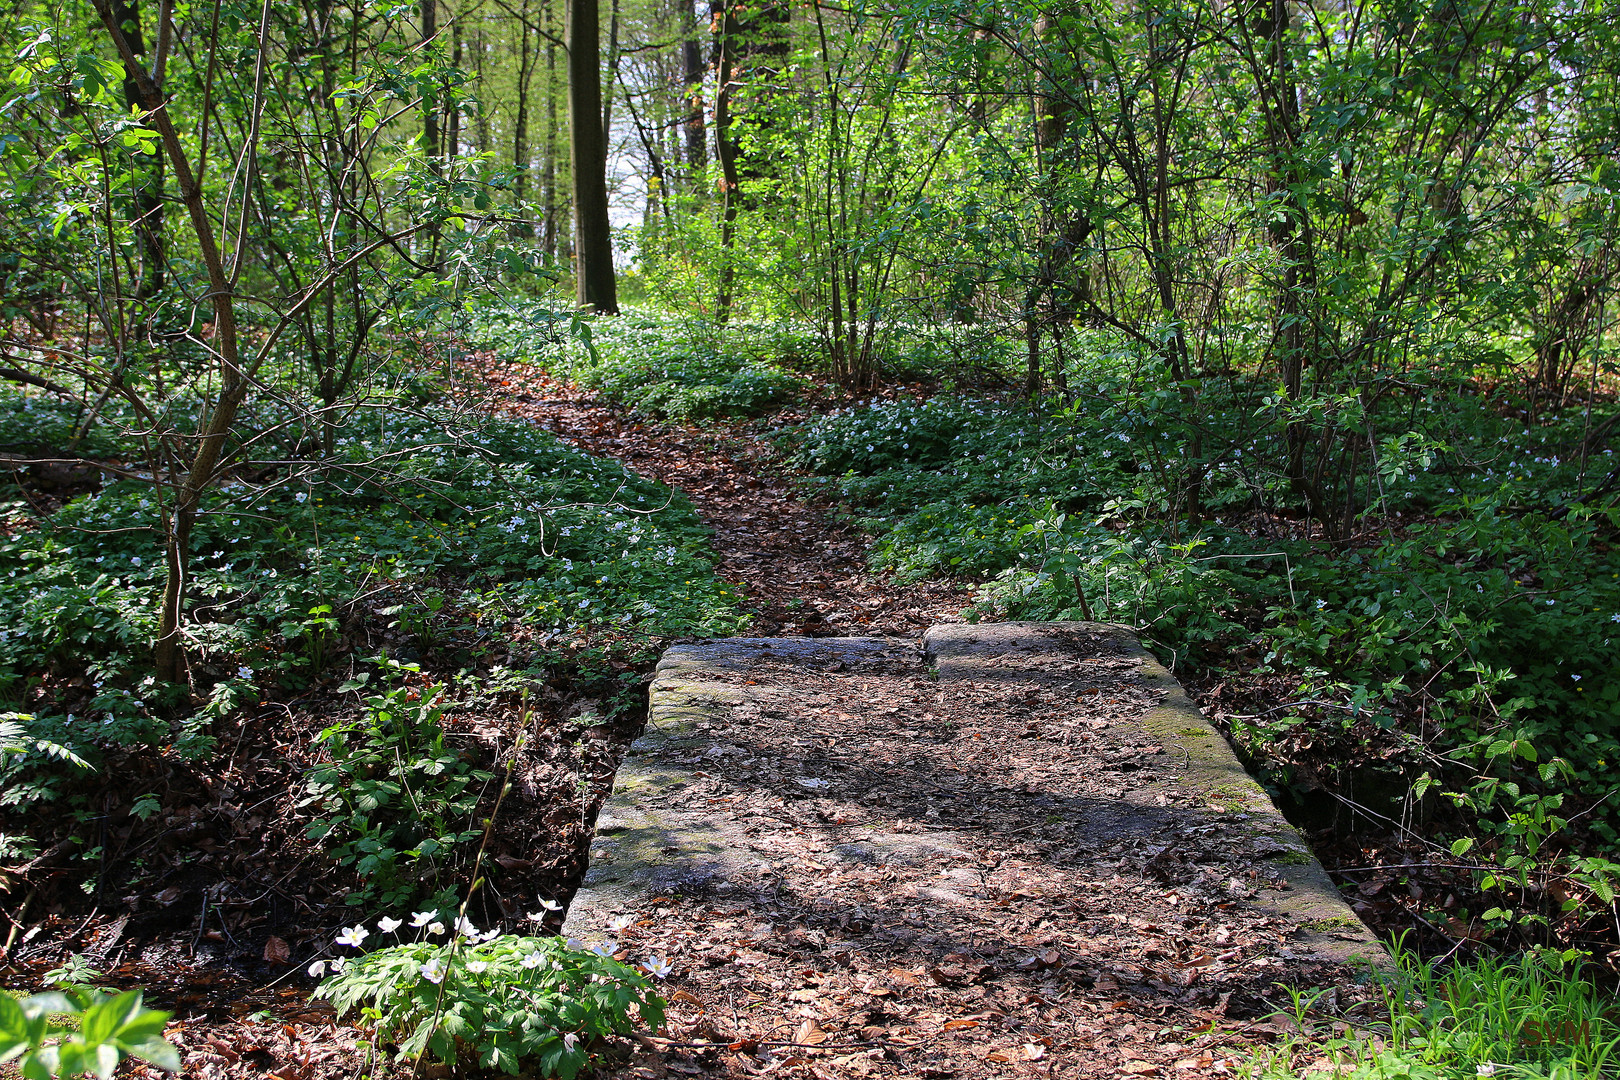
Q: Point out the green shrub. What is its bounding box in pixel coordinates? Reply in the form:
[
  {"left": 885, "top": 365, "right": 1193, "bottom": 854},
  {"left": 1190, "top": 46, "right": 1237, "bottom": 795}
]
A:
[
  {"left": 0, "top": 987, "right": 179, "bottom": 1078},
  {"left": 790, "top": 382, "right": 1620, "bottom": 931},
  {"left": 471, "top": 306, "right": 809, "bottom": 420},
  {"left": 0, "top": 408, "right": 744, "bottom": 702},
  {"left": 0, "top": 401, "right": 746, "bottom": 893}
]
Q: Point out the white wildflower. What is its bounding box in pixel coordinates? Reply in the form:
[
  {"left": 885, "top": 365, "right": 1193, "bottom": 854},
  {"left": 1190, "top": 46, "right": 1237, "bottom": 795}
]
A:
[{"left": 335, "top": 924, "right": 369, "bottom": 948}]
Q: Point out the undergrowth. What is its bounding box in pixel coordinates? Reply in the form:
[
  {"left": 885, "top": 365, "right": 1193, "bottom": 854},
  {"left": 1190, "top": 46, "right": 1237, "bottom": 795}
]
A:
[
  {"left": 0, "top": 383, "right": 746, "bottom": 893},
  {"left": 1246, "top": 948, "right": 1620, "bottom": 1079},
  {"left": 468, "top": 305, "right": 1021, "bottom": 419},
  {"left": 470, "top": 306, "right": 811, "bottom": 420}
]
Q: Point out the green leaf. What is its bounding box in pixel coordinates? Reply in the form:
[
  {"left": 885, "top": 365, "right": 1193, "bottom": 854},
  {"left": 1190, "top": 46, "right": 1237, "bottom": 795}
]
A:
[
  {"left": 122, "top": 1038, "right": 180, "bottom": 1072},
  {"left": 91, "top": 1042, "right": 119, "bottom": 1080},
  {"left": 1450, "top": 837, "right": 1474, "bottom": 857},
  {"left": 111, "top": 1006, "right": 170, "bottom": 1045},
  {"left": 18, "top": 994, "right": 77, "bottom": 1020},
  {"left": 20, "top": 1047, "right": 56, "bottom": 1080},
  {"left": 80, "top": 991, "right": 141, "bottom": 1046}
]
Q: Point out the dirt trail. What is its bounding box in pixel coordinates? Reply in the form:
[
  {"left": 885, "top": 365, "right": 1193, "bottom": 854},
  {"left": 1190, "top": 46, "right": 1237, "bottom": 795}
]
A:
[{"left": 475, "top": 360, "right": 970, "bottom": 637}]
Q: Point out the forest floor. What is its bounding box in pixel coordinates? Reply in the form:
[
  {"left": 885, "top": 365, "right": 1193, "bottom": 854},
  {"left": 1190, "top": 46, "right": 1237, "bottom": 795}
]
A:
[{"left": 452, "top": 358, "right": 1374, "bottom": 1079}]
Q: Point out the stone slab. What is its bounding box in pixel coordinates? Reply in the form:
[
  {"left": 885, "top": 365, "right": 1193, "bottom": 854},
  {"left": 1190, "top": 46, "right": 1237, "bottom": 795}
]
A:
[
  {"left": 565, "top": 637, "right": 913, "bottom": 933},
  {"left": 567, "top": 624, "right": 1385, "bottom": 974}
]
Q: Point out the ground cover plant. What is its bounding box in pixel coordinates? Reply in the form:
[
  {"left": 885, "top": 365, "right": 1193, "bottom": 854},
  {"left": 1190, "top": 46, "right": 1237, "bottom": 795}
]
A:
[
  {"left": 0, "top": 357, "right": 747, "bottom": 1026},
  {"left": 471, "top": 306, "right": 814, "bottom": 420},
  {"left": 313, "top": 915, "right": 666, "bottom": 1077}
]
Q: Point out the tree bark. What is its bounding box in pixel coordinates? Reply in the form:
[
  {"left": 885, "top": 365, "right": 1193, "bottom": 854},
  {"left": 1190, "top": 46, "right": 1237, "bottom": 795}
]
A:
[
  {"left": 568, "top": 0, "right": 618, "bottom": 311},
  {"left": 712, "top": 0, "right": 740, "bottom": 321},
  {"left": 513, "top": 0, "right": 534, "bottom": 229},
  {"left": 447, "top": 12, "right": 462, "bottom": 159},
  {"left": 113, "top": 0, "right": 166, "bottom": 302}
]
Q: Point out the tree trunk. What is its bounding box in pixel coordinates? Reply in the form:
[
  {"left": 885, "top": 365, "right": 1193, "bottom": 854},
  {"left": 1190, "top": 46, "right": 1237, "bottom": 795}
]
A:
[
  {"left": 513, "top": 0, "right": 534, "bottom": 233},
  {"left": 569, "top": 0, "right": 618, "bottom": 311},
  {"left": 543, "top": 0, "right": 560, "bottom": 257},
  {"left": 1249, "top": 0, "right": 1328, "bottom": 528},
  {"left": 682, "top": 0, "right": 706, "bottom": 175},
  {"left": 713, "top": 0, "right": 740, "bottom": 321},
  {"left": 94, "top": 0, "right": 245, "bottom": 683},
  {"left": 447, "top": 12, "right": 461, "bottom": 159},
  {"left": 422, "top": 0, "right": 441, "bottom": 267}
]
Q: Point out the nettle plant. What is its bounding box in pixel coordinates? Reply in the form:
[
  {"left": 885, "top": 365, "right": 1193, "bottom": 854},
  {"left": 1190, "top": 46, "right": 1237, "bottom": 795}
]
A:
[{"left": 312, "top": 913, "right": 668, "bottom": 1077}]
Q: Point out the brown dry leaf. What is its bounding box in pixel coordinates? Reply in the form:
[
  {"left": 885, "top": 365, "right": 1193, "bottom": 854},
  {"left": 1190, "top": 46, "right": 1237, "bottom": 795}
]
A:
[
  {"left": 794, "top": 1019, "right": 828, "bottom": 1046},
  {"left": 942, "top": 1019, "right": 980, "bottom": 1032},
  {"left": 1121, "top": 1062, "right": 1160, "bottom": 1076},
  {"left": 1176, "top": 1054, "right": 1215, "bottom": 1070},
  {"left": 669, "top": 989, "right": 704, "bottom": 1006},
  {"left": 984, "top": 1051, "right": 1013, "bottom": 1063},
  {"left": 261, "top": 937, "right": 290, "bottom": 965},
  {"left": 1094, "top": 973, "right": 1121, "bottom": 991}
]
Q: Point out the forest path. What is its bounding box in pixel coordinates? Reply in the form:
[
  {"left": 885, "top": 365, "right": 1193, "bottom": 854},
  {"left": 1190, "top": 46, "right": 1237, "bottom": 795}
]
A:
[{"left": 470, "top": 358, "right": 969, "bottom": 637}]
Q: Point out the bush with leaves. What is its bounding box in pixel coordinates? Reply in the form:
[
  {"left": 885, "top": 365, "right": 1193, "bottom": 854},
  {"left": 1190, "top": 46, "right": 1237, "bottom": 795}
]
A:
[
  {"left": 472, "top": 306, "right": 811, "bottom": 420},
  {"left": 790, "top": 381, "right": 1620, "bottom": 944}
]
